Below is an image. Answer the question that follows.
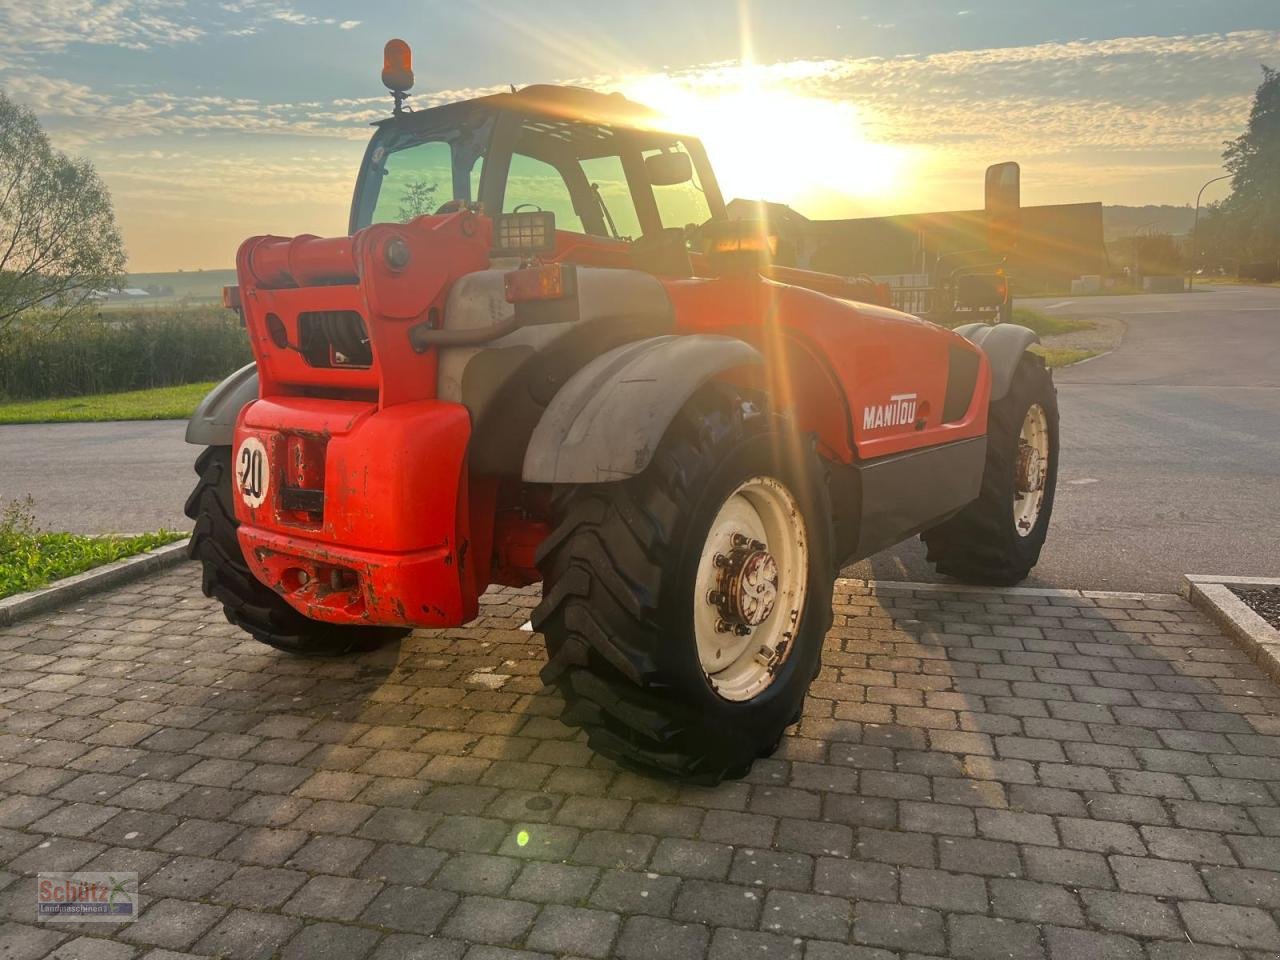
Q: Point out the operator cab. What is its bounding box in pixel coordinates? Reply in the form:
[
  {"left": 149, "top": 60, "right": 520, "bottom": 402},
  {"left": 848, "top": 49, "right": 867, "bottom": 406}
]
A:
[{"left": 350, "top": 84, "right": 726, "bottom": 272}]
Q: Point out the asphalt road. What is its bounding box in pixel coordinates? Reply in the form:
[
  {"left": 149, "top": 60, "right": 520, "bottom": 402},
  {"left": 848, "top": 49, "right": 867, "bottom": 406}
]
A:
[
  {"left": 1, "top": 419, "right": 194, "bottom": 535},
  {"left": 852, "top": 284, "right": 1280, "bottom": 591},
  {"left": 5, "top": 284, "right": 1277, "bottom": 591}
]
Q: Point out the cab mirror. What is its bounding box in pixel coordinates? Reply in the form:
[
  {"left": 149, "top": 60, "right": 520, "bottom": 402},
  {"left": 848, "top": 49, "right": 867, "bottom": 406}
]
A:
[
  {"left": 985, "top": 161, "right": 1020, "bottom": 255},
  {"left": 645, "top": 151, "right": 693, "bottom": 186}
]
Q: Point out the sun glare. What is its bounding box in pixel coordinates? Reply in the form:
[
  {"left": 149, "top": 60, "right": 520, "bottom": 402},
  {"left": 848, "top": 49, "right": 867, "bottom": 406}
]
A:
[{"left": 623, "top": 69, "right": 911, "bottom": 216}]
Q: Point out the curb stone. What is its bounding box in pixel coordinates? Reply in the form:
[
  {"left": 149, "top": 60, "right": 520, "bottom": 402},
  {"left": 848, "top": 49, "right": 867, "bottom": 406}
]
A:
[
  {"left": 1184, "top": 573, "right": 1280, "bottom": 685},
  {"left": 0, "top": 538, "right": 191, "bottom": 626}
]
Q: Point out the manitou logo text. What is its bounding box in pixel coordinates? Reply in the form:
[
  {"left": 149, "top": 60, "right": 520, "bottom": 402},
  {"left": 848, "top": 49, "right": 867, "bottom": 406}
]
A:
[{"left": 863, "top": 393, "right": 918, "bottom": 431}]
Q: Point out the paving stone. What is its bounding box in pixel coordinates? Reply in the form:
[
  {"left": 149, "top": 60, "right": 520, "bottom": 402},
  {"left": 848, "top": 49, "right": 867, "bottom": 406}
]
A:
[
  {"left": 46, "top": 936, "right": 136, "bottom": 960},
  {"left": 368, "top": 934, "right": 465, "bottom": 960},
  {"left": 900, "top": 868, "right": 987, "bottom": 913},
  {"left": 588, "top": 869, "right": 680, "bottom": 916},
  {"left": 614, "top": 916, "right": 709, "bottom": 960},
  {"left": 118, "top": 898, "right": 227, "bottom": 950},
  {"left": 707, "top": 927, "right": 801, "bottom": 960},
  {"left": 673, "top": 879, "right": 761, "bottom": 927},
  {"left": 442, "top": 895, "right": 537, "bottom": 945},
  {"left": 1109, "top": 854, "right": 1210, "bottom": 898},
  {"left": 507, "top": 861, "right": 599, "bottom": 905},
  {"left": 649, "top": 838, "right": 732, "bottom": 880},
  {"left": 1201, "top": 865, "right": 1280, "bottom": 907},
  {"left": 361, "top": 886, "right": 458, "bottom": 936},
  {"left": 852, "top": 901, "right": 944, "bottom": 954},
  {"left": 282, "top": 874, "right": 383, "bottom": 921},
  {"left": 1042, "top": 926, "right": 1142, "bottom": 960},
  {"left": 1178, "top": 901, "right": 1280, "bottom": 950},
  {"left": 990, "top": 878, "right": 1084, "bottom": 925},
  {"left": 948, "top": 914, "right": 1045, "bottom": 960},
  {"left": 1081, "top": 889, "right": 1184, "bottom": 938},
  {"left": 525, "top": 904, "right": 620, "bottom": 958},
  {"left": 193, "top": 909, "right": 303, "bottom": 960},
  {"left": 280, "top": 920, "right": 380, "bottom": 960},
  {"left": 762, "top": 890, "right": 851, "bottom": 940}
]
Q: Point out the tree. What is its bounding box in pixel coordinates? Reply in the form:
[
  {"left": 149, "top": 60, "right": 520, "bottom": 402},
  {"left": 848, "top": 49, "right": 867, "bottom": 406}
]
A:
[
  {"left": 0, "top": 92, "right": 126, "bottom": 328},
  {"left": 397, "top": 176, "right": 439, "bottom": 222},
  {"left": 1196, "top": 66, "right": 1280, "bottom": 267}
]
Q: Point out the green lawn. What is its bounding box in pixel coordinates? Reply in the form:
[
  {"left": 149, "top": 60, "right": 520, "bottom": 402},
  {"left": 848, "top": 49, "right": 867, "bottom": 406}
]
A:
[
  {"left": 1033, "top": 346, "right": 1099, "bottom": 368},
  {"left": 0, "top": 529, "right": 186, "bottom": 599},
  {"left": 0, "top": 381, "right": 215, "bottom": 424}
]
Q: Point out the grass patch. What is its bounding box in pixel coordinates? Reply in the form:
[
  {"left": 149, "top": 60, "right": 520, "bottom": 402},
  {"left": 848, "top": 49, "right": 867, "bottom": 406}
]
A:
[
  {"left": 0, "top": 381, "right": 215, "bottom": 424},
  {"left": 1011, "top": 308, "right": 1096, "bottom": 337},
  {"left": 0, "top": 498, "right": 185, "bottom": 599},
  {"left": 1032, "top": 346, "right": 1099, "bottom": 368}
]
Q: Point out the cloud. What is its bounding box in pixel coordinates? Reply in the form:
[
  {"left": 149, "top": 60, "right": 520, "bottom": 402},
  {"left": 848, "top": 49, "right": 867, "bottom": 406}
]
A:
[{"left": 0, "top": 0, "right": 366, "bottom": 56}]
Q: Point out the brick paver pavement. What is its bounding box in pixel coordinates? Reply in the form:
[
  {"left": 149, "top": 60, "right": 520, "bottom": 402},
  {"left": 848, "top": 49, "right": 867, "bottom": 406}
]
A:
[{"left": 3, "top": 565, "right": 1280, "bottom": 959}]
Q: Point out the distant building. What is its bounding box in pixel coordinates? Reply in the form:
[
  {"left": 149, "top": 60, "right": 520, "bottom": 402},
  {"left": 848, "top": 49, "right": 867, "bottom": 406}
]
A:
[{"left": 727, "top": 199, "right": 1108, "bottom": 293}]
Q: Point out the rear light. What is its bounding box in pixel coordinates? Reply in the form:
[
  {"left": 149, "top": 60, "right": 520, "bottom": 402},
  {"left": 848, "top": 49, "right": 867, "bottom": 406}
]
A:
[
  {"left": 493, "top": 211, "right": 556, "bottom": 257},
  {"left": 222, "top": 285, "right": 242, "bottom": 309},
  {"left": 504, "top": 263, "right": 578, "bottom": 302},
  {"left": 995, "top": 271, "right": 1009, "bottom": 303}
]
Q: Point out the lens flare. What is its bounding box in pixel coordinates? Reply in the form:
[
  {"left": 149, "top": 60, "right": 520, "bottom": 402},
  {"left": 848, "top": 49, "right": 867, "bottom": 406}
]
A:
[{"left": 622, "top": 68, "right": 911, "bottom": 215}]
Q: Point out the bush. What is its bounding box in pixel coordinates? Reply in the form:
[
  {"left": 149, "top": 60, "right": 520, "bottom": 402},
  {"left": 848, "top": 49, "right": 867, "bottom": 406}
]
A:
[{"left": 0, "top": 306, "right": 252, "bottom": 400}]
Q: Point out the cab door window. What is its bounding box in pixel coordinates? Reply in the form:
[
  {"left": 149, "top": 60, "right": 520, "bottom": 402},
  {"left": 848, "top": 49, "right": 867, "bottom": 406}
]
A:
[
  {"left": 645, "top": 141, "right": 711, "bottom": 231},
  {"left": 503, "top": 154, "right": 584, "bottom": 233}
]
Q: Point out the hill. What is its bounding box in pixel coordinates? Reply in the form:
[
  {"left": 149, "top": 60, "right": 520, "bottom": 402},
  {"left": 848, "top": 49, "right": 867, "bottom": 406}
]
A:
[{"left": 124, "top": 268, "right": 237, "bottom": 303}]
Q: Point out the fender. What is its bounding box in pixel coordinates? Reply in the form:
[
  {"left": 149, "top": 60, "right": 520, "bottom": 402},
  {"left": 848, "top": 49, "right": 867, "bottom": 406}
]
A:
[
  {"left": 522, "top": 334, "right": 763, "bottom": 484},
  {"left": 952, "top": 323, "right": 1039, "bottom": 401},
  {"left": 185, "top": 362, "right": 258, "bottom": 446}
]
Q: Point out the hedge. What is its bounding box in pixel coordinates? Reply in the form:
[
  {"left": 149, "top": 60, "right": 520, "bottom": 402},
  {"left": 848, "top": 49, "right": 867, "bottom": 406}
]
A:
[{"left": 0, "top": 307, "right": 253, "bottom": 400}]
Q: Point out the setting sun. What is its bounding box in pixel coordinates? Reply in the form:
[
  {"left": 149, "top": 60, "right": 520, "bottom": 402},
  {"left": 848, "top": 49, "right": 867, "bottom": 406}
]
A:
[{"left": 624, "top": 68, "right": 913, "bottom": 216}]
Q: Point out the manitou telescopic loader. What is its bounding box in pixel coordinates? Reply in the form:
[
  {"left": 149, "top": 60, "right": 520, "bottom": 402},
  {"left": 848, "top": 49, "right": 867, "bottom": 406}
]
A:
[{"left": 185, "top": 40, "right": 1058, "bottom": 782}]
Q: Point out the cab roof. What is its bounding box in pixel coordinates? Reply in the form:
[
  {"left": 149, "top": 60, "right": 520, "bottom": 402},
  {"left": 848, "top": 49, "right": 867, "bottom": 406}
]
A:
[{"left": 380, "top": 84, "right": 676, "bottom": 135}]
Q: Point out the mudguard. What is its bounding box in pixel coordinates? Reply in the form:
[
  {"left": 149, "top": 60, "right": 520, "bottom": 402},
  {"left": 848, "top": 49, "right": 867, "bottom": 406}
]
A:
[
  {"left": 952, "top": 323, "right": 1039, "bottom": 401},
  {"left": 185, "top": 362, "right": 259, "bottom": 446},
  {"left": 522, "top": 334, "right": 763, "bottom": 484}
]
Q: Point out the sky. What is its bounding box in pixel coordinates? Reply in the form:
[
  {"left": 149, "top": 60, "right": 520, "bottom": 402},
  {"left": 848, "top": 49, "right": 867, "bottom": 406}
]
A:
[{"left": 2, "top": 0, "right": 1278, "bottom": 272}]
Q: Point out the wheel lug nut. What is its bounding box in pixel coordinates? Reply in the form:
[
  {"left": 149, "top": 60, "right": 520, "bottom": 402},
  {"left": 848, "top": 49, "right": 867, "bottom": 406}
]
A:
[
  {"left": 713, "top": 553, "right": 730, "bottom": 568},
  {"left": 731, "top": 533, "right": 748, "bottom": 547},
  {"left": 715, "top": 619, "right": 732, "bottom": 634},
  {"left": 749, "top": 539, "right": 765, "bottom": 552},
  {"left": 706, "top": 590, "right": 724, "bottom": 606},
  {"left": 733, "top": 624, "right": 751, "bottom": 636}
]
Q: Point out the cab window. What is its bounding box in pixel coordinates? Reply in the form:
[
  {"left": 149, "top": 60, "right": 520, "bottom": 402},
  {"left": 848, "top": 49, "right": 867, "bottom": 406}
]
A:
[
  {"left": 579, "top": 155, "right": 642, "bottom": 240},
  {"left": 370, "top": 139, "right": 453, "bottom": 223},
  {"left": 503, "top": 154, "right": 583, "bottom": 232}
]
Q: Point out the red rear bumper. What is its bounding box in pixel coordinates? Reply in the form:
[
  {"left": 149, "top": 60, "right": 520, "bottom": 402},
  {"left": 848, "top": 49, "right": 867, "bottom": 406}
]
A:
[{"left": 233, "top": 397, "right": 477, "bottom": 628}]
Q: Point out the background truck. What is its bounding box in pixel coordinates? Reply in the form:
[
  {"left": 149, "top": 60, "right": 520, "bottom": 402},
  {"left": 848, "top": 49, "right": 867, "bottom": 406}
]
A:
[{"left": 185, "top": 42, "right": 1058, "bottom": 782}]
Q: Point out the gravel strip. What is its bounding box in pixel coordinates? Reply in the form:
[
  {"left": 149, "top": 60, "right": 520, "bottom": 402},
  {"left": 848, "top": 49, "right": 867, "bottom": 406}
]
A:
[{"left": 1232, "top": 584, "right": 1280, "bottom": 629}]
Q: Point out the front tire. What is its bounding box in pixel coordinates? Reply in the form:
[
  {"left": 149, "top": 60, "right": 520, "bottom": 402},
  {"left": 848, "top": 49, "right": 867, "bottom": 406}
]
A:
[
  {"left": 184, "top": 446, "right": 407, "bottom": 655},
  {"left": 921, "top": 353, "right": 1059, "bottom": 585},
  {"left": 532, "top": 388, "right": 835, "bottom": 783}
]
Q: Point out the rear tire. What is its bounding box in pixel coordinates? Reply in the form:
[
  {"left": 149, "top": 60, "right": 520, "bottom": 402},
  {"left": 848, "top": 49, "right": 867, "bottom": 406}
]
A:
[
  {"left": 184, "top": 446, "right": 407, "bottom": 655},
  {"left": 533, "top": 387, "right": 835, "bottom": 783},
  {"left": 922, "top": 353, "right": 1058, "bottom": 585}
]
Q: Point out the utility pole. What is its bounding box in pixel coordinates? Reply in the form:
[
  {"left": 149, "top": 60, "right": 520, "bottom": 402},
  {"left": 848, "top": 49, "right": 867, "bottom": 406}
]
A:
[{"left": 1189, "top": 173, "right": 1231, "bottom": 290}]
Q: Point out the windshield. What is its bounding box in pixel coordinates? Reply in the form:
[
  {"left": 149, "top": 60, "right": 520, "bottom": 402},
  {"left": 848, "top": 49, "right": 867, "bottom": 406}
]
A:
[{"left": 351, "top": 111, "right": 493, "bottom": 230}]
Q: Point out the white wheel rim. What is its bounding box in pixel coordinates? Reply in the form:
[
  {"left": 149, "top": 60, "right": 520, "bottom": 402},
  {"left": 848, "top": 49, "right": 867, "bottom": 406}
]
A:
[
  {"left": 1013, "top": 403, "right": 1050, "bottom": 537},
  {"left": 692, "top": 476, "right": 809, "bottom": 702}
]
